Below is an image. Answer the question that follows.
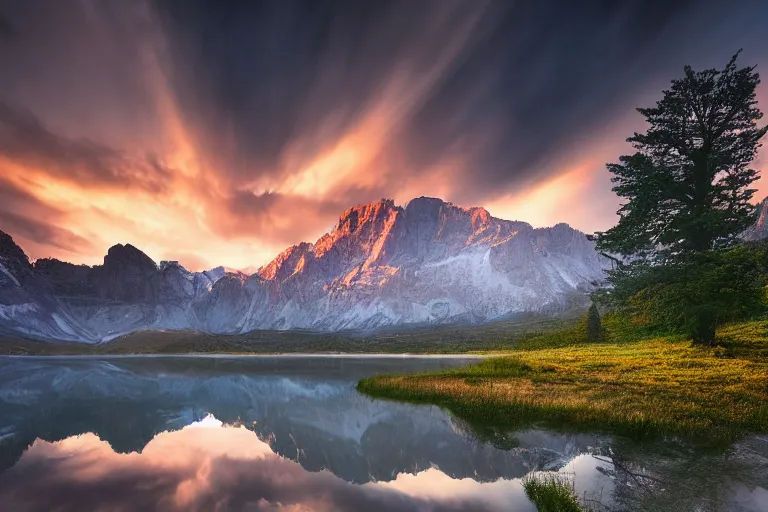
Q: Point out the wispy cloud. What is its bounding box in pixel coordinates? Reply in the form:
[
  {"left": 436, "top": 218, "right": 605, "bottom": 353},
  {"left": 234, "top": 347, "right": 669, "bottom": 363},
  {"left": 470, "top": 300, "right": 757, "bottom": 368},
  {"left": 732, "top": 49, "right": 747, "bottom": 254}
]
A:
[{"left": 0, "top": 0, "right": 765, "bottom": 269}]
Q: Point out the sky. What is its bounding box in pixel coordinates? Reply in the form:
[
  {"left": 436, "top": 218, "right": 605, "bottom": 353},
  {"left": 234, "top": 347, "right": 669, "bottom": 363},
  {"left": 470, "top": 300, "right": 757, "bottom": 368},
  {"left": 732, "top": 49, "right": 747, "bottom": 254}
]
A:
[{"left": 1, "top": 0, "right": 767, "bottom": 272}]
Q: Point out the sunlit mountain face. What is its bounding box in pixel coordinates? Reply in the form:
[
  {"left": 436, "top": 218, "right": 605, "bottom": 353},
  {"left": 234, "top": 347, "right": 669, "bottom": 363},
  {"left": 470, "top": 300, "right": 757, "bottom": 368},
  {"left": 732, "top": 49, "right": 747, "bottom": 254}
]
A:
[
  {"left": 0, "top": 199, "right": 614, "bottom": 341},
  {"left": 1, "top": 0, "right": 767, "bottom": 272}
]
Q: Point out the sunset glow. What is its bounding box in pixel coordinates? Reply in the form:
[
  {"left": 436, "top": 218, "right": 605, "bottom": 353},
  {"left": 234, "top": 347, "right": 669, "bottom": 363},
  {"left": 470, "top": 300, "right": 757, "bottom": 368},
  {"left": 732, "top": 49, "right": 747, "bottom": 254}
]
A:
[{"left": 1, "top": 1, "right": 766, "bottom": 271}]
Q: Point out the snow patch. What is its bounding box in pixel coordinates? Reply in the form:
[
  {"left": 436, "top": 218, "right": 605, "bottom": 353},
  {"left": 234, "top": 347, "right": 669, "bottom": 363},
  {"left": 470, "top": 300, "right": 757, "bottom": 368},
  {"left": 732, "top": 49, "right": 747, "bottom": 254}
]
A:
[{"left": 0, "top": 263, "right": 20, "bottom": 286}]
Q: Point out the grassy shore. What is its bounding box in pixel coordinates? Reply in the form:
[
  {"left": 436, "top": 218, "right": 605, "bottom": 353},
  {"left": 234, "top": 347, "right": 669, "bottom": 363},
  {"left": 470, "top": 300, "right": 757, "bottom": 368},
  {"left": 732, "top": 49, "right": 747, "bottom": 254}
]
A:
[{"left": 357, "top": 316, "right": 768, "bottom": 443}]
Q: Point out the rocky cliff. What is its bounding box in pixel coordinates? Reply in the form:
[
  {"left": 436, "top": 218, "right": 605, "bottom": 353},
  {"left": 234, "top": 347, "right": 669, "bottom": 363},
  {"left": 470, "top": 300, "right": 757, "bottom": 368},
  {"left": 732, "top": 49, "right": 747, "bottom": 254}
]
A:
[
  {"left": 1, "top": 197, "right": 613, "bottom": 342},
  {"left": 742, "top": 197, "right": 768, "bottom": 242}
]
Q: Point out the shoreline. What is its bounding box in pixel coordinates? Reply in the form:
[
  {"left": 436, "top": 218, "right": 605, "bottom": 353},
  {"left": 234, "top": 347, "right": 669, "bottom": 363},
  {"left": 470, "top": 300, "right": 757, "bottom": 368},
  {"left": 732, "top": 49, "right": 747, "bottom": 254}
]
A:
[
  {"left": 357, "top": 319, "right": 768, "bottom": 444},
  {"left": 0, "top": 352, "right": 490, "bottom": 359}
]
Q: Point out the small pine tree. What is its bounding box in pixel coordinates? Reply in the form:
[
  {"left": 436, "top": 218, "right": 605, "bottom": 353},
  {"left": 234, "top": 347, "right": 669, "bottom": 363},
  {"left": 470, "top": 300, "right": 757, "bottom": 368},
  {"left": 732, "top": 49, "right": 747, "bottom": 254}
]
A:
[{"left": 586, "top": 303, "right": 602, "bottom": 342}]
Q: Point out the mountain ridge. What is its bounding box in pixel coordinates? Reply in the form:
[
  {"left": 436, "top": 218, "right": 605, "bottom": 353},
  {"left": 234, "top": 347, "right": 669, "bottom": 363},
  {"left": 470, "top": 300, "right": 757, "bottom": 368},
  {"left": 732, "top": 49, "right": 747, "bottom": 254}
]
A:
[
  {"left": 2, "top": 196, "right": 623, "bottom": 342},
  {"left": 742, "top": 197, "right": 768, "bottom": 242}
]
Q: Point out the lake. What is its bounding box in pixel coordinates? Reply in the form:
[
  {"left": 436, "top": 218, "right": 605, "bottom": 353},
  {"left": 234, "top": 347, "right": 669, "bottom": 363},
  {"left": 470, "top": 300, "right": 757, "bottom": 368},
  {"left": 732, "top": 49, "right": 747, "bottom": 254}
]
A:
[{"left": 0, "top": 355, "right": 766, "bottom": 511}]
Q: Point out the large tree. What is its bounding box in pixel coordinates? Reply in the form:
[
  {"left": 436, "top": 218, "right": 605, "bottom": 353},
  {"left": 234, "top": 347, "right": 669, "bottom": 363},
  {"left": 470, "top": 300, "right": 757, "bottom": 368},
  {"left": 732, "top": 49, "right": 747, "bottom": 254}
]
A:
[
  {"left": 598, "top": 51, "right": 767, "bottom": 344},
  {"left": 599, "top": 51, "right": 767, "bottom": 262}
]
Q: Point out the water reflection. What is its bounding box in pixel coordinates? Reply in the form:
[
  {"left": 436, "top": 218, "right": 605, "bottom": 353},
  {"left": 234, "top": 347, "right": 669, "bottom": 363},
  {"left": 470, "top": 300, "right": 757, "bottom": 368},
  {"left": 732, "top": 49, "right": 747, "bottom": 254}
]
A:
[
  {"left": 0, "top": 356, "right": 766, "bottom": 511},
  {"left": 0, "top": 356, "right": 602, "bottom": 483},
  {"left": 0, "top": 415, "right": 540, "bottom": 511}
]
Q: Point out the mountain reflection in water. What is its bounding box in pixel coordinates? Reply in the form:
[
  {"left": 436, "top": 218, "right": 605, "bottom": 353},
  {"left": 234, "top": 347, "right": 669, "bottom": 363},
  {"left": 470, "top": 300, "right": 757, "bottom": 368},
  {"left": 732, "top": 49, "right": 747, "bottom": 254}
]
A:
[
  {"left": 0, "top": 414, "right": 543, "bottom": 511},
  {"left": 0, "top": 356, "right": 766, "bottom": 511}
]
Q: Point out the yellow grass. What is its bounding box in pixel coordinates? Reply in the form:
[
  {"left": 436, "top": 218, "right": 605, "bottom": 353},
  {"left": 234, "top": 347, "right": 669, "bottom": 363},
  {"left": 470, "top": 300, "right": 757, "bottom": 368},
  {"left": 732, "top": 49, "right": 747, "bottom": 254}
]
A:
[{"left": 358, "top": 319, "right": 768, "bottom": 443}]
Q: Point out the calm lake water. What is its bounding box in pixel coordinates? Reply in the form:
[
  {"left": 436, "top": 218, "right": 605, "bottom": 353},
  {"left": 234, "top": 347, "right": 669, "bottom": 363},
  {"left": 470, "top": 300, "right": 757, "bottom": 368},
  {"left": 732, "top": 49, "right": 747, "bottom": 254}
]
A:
[{"left": 0, "top": 355, "right": 766, "bottom": 511}]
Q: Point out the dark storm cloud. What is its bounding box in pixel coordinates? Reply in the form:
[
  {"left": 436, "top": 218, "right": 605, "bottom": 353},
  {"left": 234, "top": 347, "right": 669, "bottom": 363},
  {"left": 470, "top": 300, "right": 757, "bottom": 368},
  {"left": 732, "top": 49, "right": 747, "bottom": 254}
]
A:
[
  {"left": 0, "top": 12, "right": 15, "bottom": 40},
  {"left": 0, "top": 1, "right": 159, "bottom": 141},
  {"left": 403, "top": 1, "right": 697, "bottom": 200},
  {"left": 152, "top": 0, "right": 495, "bottom": 186},
  {"left": 0, "top": 0, "right": 767, "bottom": 267},
  {"left": 149, "top": 0, "right": 768, "bottom": 203}
]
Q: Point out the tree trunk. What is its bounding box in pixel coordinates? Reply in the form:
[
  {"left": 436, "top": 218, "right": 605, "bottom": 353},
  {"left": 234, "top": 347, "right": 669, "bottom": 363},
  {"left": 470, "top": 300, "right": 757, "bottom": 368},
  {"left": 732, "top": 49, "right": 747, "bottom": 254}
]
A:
[{"left": 691, "top": 309, "right": 716, "bottom": 346}]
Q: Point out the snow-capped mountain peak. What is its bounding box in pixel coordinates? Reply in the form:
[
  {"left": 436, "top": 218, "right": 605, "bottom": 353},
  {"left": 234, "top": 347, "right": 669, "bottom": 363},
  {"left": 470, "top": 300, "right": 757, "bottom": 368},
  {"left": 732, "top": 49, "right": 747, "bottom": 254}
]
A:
[{"left": 0, "top": 196, "right": 614, "bottom": 342}]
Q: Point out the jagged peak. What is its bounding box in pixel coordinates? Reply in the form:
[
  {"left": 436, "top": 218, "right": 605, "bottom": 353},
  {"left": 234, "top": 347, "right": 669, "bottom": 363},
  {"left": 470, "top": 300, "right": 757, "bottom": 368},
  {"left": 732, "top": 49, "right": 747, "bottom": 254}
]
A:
[
  {"left": 225, "top": 270, "right": 249, "bottom": 280},
  {"left": 1, "top": 196, "right": 642, "bottom": 286},
  {"left": 259, "top": 242, "right": 312, "bottom": 281},
  {"left": 0, "top": 229, "right": 30, "bottom": 265},
  {"left": 197, "top": 266, "right": 226, "bottom": 285},
  {"left": 404, "top": 197, "right": 502, "bottom": 226},
  {"left": 34, "top": 257, "right": 91, "bottom": 270},
  {"left": 742, "top": 196, "right": 768, "bottom": 241},
  {"left": 106, "top": 243, "right": 141, "bottom": 254},
  {"left": 103, "top": 242, "right": 157, "bottom": 270},
  {"left": 755, "top": 196, "right": 768, "bottom": 219},
  {"left": 159, "top": 260, "right": 187, "bottom": 273},
  {"left": 404, "top": 196, "right": 449, "bottom": 213},
  {"left": 210, "top": 270, "right": 252, "bottom": 289},
  {"left": 274, "top": 242, "right": 311, "bottom": 262},
  {"left": 335, "top": 198, "right": 400, "bottom": 234}
]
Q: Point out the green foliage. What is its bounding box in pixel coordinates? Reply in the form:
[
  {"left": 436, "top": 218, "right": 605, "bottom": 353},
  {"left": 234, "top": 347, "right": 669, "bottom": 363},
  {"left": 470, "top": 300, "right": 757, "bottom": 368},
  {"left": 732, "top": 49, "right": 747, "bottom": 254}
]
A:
[
  {"left": 599, "top": 310, "right": 679, "bottom": 343},
  {"left": 516, "top": 306, "right": 605, "bottom": 349},
  {"left": 596, "top": 51, "right": 767, "bottom": 344},
  {"left": 605, "top": 243, "right": 768, "bottom": 344},
  {"left": 516, "top": 323, "right": 586, "bottom": 350},
  {"left": 522, "top": 474, "right": 586, "bottom": 512},
  {"left": 598, "top": 50, "right": 766, "bottom": 260},
  {"left": 586, "top": 303, "right": 602, "bottom": 342}
]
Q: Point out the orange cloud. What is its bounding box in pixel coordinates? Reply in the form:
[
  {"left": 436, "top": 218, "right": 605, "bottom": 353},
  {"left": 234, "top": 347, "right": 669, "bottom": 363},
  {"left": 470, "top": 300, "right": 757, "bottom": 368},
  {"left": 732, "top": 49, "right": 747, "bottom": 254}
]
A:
[{"left": 1, "top": 0, "right": 765, "bottom": 273}]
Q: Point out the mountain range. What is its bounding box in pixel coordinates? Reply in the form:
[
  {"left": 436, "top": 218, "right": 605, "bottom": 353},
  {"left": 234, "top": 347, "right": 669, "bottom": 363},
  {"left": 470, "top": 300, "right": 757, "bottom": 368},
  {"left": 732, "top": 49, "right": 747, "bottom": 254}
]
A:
[{"left": 4, "top": 195, "right": 763, "bottom": 343}]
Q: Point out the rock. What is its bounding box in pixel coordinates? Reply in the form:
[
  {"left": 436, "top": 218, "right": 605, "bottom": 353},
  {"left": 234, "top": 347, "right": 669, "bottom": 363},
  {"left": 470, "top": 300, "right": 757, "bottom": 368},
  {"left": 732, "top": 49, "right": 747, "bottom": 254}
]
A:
[
  {"left": 742, "top": 197, "right": 768, "bottom": 241},
  {"left": 7, "top": 194, "right": 731, "bottom": 342}
]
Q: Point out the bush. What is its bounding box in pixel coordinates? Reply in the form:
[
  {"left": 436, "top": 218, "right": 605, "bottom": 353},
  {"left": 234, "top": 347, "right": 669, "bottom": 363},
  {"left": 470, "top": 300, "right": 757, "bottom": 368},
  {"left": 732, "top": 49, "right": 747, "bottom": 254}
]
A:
[
  {"left": 603, "top": 243, "right": 768, "bottom": 345},
  {"left": 522, "top": 473, "right": 586, "bottom": 512}
]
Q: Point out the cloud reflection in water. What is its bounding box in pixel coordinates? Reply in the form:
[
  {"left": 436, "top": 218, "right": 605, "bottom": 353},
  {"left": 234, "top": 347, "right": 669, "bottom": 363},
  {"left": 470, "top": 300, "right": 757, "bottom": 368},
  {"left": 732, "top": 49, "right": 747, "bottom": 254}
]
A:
[{"left": 0, "top": 415, "right": 541, "bottom": 512}]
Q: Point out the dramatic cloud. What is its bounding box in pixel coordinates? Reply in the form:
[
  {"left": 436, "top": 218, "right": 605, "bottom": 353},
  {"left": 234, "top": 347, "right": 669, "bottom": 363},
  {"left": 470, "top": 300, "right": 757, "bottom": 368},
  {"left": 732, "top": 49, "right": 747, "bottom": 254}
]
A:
[
  {"left": 0, "top": 0, "right": 766, "bottom": 269},
  {"left": 0, "top": 179, "right": 94, "bottom": 256},
  {"left": 0, "top": 102, "right": 173, "bottom": 192}
]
